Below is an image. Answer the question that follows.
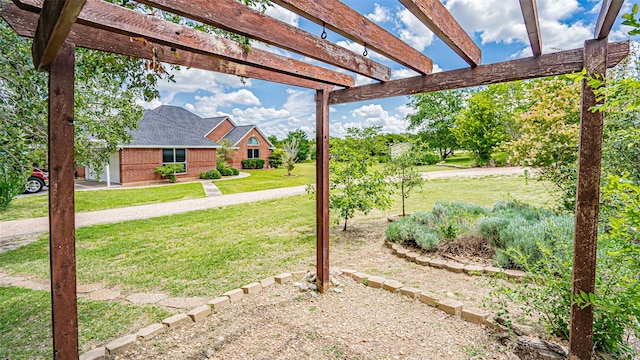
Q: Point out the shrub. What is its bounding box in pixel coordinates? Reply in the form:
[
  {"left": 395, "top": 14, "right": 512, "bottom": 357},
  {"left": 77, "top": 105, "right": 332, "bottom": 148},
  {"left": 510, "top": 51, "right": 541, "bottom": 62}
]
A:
[
  {"left": 242, "top": 158, "right": 265, "bottom": 169},
  {"left": 268, "top": 148, "right": 284, "bottom": 168},
  {"left": 199, "top": 169, "right": 221, "bottom": 180},
  {"left": 414, "top": 229, "right": 439, "bottom": 251},
  {"left": 385, "top": 217, "right": 416, "bottom": 245},
  {"left": 414, "top": 151, "right": 440, "bottom": 165},
  {"left": 0, "top": 163, "right": 25, "bottom": 210},
  {"left": 230, "top": 167, "right": 239, "bottom": 175},
  {"left": 154, "top": 164, "right": 184, "bottom": 183}
]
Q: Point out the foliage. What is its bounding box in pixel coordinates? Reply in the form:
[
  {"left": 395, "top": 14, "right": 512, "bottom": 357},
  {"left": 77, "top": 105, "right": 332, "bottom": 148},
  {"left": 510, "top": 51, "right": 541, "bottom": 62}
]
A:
[
  {"left": 413, "top": 150, "right": 441, "bottom": 166},
  {"left": 0, "top": 18, "right": 166, "bottom": 206},
  {"left": 453, "top": 90, "right": 509, "bottom": 165},
  {"left": 487, "top": 178, "right": 639, "bottom": 357},
  {"left": 329, "top": 126, "right": 391, "bottom": 231},
  {"left": 504, "top": 77, "right": 581, "bottom": 210},
  {"left": 406, "top": 90, "right": 466, "bottom": 160},
  {"left": 215, "top": 162, "right": 315, "bottom": 194},
  {"left": 241, "top": 158, "right": 264, "bottom": 169},
  {"left": 0, "top": 161, "right": 26, "bottom": 210},
  {"left": 282, "top": 137, "right": 299, "bottom": 176},
  {"left": 267, "top": 135, "right": 281, "bottom": 148},
  {"left": 284, "top": 129, "right": 310, "bottom": 162},
  {"left": 385, "top": 216, "right": 440, "bottom": 251},
  {"left": 154, "top": 164, "right": 183, "bottom": 182},
  {"left": 216, "top": 138, "right": 236, "bottom": 165},
  {"left": 386, "top": 148, "right": 424, "bottom": 216},
  {"left": 200, "top": 169, "right": 221, "bottom": 180},
  {"left": 268, "top": 148, "right": 285, "bottom": 168}
]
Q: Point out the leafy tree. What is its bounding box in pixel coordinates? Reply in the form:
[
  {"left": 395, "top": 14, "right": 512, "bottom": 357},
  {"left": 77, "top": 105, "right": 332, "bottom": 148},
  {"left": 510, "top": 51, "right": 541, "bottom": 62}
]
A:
[
  {"left": 0, "top": 18, "right": 162, "bottom": 205},
  {"left": 216, "top": 138, "right": 236, "bottom": 165},
  {"left": 406, "top": 90, "right": 466, "bottom": 160},
  {"left": 268, "top": 148, "right": 284, "bottom": 168},
  {"left": 267, "top": 135, "right": 280, "bottom": 148},
  {"left": 505, "top": 77, "right": 581, "bottom": 210},
  {"left": 284, "top": 129, "right": 310, "bottom": 161},
  {"left": 453, "top": 90, "right": 509, "bottom": 165},
  {"left": 282, "top": 137, "right": 298, "bottom": 176},
  {"left": 386, "top": 148, "right": 424, "bottom": 217},
  {"left": 330, "top": 126, "right": 391, "bottom": 231}
]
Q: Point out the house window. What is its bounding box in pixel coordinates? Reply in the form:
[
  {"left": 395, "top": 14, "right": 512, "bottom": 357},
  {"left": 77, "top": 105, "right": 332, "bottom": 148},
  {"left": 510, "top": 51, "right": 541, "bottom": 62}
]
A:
[
  {"left": 247, "top": 136, "right": 259, "bottom": 145},
  {"left": 162, "top": 148, "right": 187, "bottom": 173},
  {"left": 247, "top": 149, "right": 260, "bottom": 159}
]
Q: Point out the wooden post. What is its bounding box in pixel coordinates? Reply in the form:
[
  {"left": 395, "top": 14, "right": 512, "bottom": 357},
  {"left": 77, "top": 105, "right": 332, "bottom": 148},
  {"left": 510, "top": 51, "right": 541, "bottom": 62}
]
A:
[
  {"left": 569, "top": 38, "right": 607, "bottom": 360},
  {"left": 315, "top": 87, "right": 330, "bottom": 292},
  {"left": 48, "top": 41, "right": 79, "bottom": 360}
]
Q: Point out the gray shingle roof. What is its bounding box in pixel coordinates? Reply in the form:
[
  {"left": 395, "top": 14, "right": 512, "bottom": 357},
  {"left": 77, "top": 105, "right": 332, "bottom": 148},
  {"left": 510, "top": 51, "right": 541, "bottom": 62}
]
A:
[
  {"left": 221, "top": 125, "right": 255, "bottom": 146},
  {"left": 127, "top": 107, "right": 220, "bottom": 148}
]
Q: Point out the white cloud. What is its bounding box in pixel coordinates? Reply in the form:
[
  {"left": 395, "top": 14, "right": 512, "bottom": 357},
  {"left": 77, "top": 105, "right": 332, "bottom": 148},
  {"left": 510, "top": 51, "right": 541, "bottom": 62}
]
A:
[
  {"left": 157, "top": 66, "right": 249, "bottom": 103},
  {"left": 354, "top": 74, "right": 377, "bottom": 86},
  {"left": 350, "top": 104, "right": 408, "bottom": 134},
  {"left": 231, "top": 107, "right": 290, "bottom": 125},
  {"left": 184, "top": 103, "right": 195, "bottom": 112},
  {"left": 264, "top": 4, "right": 300, "bottom": 27},
  {"left": 136, "top": 97, "right": 163, "bottom": 109},
  {"left": 432, "top": 63, "right": 443, "bottom": 73},
  {"left": 397, "top": 8, "right": 435, "bottom": 51},
  {"left": 193, "top": 89, "right": 261, "bottom": 117},
  {"left": 367, "top": 3, "right": 392, "bottom": 23},
  {"left": 396, "top": 104, "right": 416, "bottom": 119},
  {"left": 391, "top": 68, "right": 420, "bottom": 79}
]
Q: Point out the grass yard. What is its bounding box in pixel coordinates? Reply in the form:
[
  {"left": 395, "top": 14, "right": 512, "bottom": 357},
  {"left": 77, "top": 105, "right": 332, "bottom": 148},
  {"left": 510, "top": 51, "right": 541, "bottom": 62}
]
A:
[
  {"left": 0, "top": 182, "right": 205, "bottom": 221},
  {"left": 0, "top": 175, "right": 554, "bottom": 359},
  {"left": 0, "top": 286, "right": 171, "bottom": 359},
  {"left": 214, "top": 162, "right": 316, "bottom": 194}
]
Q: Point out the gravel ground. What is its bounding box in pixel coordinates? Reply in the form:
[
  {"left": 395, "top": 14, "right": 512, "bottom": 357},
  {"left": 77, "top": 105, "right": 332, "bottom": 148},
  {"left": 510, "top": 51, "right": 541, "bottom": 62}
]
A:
[
  {"left": 122, "top": 276, "right": 509, "bottom": 360},
  {"left": 118, "top": 218, "right": 517, "bottom": 360}
]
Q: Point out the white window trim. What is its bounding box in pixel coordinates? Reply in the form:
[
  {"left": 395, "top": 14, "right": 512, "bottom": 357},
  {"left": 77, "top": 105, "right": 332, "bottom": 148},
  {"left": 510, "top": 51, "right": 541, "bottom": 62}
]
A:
[{"left": 162, "top": 148, "right": 187, "bottom": 174}]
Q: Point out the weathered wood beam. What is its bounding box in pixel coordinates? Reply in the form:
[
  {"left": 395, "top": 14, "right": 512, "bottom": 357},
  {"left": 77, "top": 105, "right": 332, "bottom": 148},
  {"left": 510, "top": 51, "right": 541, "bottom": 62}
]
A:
[
  {"left": 594, "top": 0, "right": 624, "bottom": 39},
  {"left": 329, "top": 41, "right": 629, "bottom": 105},
  {"left": 48, "top": 41, "right": 79, "bottom": 359},
  {"left": 31, "top": 0, "right": 85, "bottom": 71},
  {"left": 569, "top": 38, "right": 607, "bottom": 360},
  {"left": 270, "top": 0, "right": 433, "bottom": 75},
  {"left": 398, "top": 0, "right": 481, "bottom": 67},
  {"left": 315, "top": 87, "right": 331, "bottom": 293},
  {"left": 2, "top": 4, "right": 325, "bottom": 89},
  {"left": 136, "top": 0, "right": 390, "bottom": 81},
  {"left": 12, "top": 0, "right": 353, "bottom": 88},
  {"left": 519, "top": 0, "right": 542, "bottom": 56}
]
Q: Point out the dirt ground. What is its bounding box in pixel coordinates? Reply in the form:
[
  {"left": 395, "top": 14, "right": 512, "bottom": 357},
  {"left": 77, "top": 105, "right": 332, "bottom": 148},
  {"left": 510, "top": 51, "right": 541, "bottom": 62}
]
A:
[{"left": 119, "top": 218, "right": 531, "bottom": 360}]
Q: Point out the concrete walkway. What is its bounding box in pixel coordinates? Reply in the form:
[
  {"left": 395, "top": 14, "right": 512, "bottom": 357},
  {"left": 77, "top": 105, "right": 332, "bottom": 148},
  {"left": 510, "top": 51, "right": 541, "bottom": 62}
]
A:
[
  {"left": 0, "top": 185, "right": 307, "bottom": 239},
  {"left": 0, "top": 167, "right": 527, "bottom": 241}
]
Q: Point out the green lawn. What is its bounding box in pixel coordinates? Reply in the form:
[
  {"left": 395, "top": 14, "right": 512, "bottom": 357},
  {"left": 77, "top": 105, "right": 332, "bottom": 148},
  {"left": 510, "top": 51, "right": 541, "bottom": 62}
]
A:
[
  {"left": 0, "top": 182, "right": 205, "bottom": 221},
  {"left": 0, "top": 175, "right": 555, "bottom": 358},
  {"left": 0, "top": 286, "right": 171, "bottom": 359},
  {"left": 214, "top": 162, "right": 316, "bottom": 194}
]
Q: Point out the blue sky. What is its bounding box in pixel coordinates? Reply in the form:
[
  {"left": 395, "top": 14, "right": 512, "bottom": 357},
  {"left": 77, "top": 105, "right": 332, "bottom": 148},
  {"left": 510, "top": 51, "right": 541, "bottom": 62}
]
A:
[{"left": 141, "top": 0, "right": 637, "bottom": 139}]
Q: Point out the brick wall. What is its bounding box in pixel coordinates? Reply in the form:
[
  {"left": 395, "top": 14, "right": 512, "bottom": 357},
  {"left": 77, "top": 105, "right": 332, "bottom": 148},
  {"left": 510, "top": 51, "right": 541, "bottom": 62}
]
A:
[
  {"left": 119, "top": 148, "right": 217, "bottom": 184},
  {"left": 206, "top": 119, "right": 234, "bottom": 142},
  {"left": 230, "top": 128, "right": 272, "bottom": 169}
]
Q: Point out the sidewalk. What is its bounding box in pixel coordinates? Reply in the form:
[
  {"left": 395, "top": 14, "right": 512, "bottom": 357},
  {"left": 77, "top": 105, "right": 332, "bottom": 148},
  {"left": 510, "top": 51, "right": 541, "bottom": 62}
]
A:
[{"left": 0, "top": 185, "right": 307, "bottom": 239}]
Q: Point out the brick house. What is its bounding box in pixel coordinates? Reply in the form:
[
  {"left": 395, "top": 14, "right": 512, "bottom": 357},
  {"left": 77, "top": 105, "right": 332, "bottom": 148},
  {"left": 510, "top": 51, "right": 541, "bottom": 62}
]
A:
[{"left": 85, "top": 105, "right": 273, "bottom": 185}]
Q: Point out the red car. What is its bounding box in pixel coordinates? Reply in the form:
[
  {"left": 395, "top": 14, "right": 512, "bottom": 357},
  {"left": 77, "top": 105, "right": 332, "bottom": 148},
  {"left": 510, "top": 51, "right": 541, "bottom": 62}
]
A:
[{"left": 25, "top": 168, "right": 49, "bottom": 194}]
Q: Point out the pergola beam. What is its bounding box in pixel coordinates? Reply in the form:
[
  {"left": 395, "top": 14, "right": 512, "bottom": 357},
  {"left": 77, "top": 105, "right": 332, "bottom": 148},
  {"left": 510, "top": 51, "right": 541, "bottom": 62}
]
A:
[
  {"left": 271, "top": 0, "right": 433, "bottom": 75},
  {"left": 329, "top": 41, "right": 629, "bottom": 104},
  {"left": 398, "top": 0, "right": 481, "bottom": 66},
  {"left": 13, "top": 0, "right": 354, "bottom": 88},
  {"left": 519, "top": 0, "right": 542, "bottom": 56},
  {"left": 594, "top": 0, "right": 625, "bottom": 39},
  {"left": 2, "top": 4, "right": 326, "bottom": 89},
  {"left": 31, "top": 0, "right": 85, "bottom": 71},
  {"left": 136, "top": 0, "right": 391, "bottom": 81}
]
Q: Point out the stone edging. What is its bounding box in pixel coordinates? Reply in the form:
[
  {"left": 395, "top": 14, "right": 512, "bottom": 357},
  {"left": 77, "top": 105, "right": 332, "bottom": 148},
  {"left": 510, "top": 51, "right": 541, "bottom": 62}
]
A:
[
  {"left": 385, "top": 240, "right": 528, "bottom": 280},
  {"left": 80, "top": 266, "right": 514, "bottom": 360}
]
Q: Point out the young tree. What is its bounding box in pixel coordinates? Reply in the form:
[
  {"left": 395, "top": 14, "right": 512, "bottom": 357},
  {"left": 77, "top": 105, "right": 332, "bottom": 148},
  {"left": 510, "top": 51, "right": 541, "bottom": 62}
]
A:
[
  {"left": 216, "top": 138, "right": 236, "bottom": 165},
  {"left": 453, "top": 90, "right": 509, "bottom": 165},
  {"left": 330, "top": 126, "right": 391, "bottom": 231},
  {"left": 284, "top": 129, "right": 310, "bottom": 161},
  {"left": 387, "top": 148, "right": 424, "bottom": 217},
  {"left": 406, "top": 89, "right": 466, "bottom": 160},
  {"left": 282, "top": 137, "right": 298, "bottom": 176}
]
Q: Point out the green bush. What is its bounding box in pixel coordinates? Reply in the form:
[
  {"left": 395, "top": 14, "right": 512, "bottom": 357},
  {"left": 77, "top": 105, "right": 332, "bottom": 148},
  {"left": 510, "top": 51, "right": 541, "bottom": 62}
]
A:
[
  {"left": 0, "top": 163, "right": 25, "bottom": 210},
  {"left": 414, "top": 229, "right": 439, "bottom": 251},
  {"left": 199, "top": 169, "right": 221, "bottom": 180},
  {"left": 230, "top": 167, "right": 239, "bottom": 175},
  {"left": 385, "top": 215, "right": 439, "bottom": 251},
  {"left": 414, "top": 151, "right": 440, "bottom": 165},
  {"left": 154, "top": 164, "right": 184, "bottom": 183},
  {"left": 241, "top": 158, "right": 265, "bottom": 169},
  {"left": 268, "top": 148, "right": 284, "bottom": 168}
]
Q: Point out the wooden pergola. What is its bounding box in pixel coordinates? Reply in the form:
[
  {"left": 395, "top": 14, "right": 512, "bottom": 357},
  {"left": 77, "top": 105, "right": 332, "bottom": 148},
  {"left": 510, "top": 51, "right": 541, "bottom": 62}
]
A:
[{"left": 1, "top": 0, "right": 629, "bottom": 358}]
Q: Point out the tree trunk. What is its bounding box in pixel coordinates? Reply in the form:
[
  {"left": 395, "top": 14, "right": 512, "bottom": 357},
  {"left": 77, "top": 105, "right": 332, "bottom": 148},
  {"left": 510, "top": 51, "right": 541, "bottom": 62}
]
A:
[{"left": 343, "top": 218, "right": 348, "bottom": 231}]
